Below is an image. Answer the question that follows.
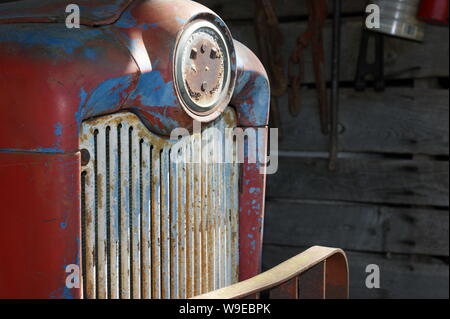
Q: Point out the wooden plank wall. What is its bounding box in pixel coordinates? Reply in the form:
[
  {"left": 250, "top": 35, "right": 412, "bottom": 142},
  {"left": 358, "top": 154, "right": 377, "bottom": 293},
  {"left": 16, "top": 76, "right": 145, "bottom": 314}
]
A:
[{"left": 197, "top": 0, "right": 449, "bottom": 298}]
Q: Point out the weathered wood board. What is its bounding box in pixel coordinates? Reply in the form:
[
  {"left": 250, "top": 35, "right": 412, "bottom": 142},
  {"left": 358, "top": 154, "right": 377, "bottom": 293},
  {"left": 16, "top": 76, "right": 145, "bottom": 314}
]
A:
[
  {"left": 275, "top": 88, "right": 449, "bottom": 156},
  {"left": 199, "top": 0, "right": 450, "bottom": 300},
  {"left": 267, "top": 157, "right": 449, "bottom": 207},
  {"left": 263, "top": 245, "right": 449, "bottom": 299},
  {"left": 198, "top": 0, "right": 366, "bottom": 20},
  {"left": 227, "top": 19, "right": 449, "bottom": 83},
  {"left": 264, "top": 200, "right": 449, "bottom": 256}
]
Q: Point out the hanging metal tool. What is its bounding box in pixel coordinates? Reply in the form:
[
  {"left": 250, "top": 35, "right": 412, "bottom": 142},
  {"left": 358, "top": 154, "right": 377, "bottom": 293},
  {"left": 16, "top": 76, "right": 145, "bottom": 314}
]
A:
[
  {"left": 329, "top": 0, "right": 342, "bottom": 171},
  {"left": 355, "top": 30, "right": 385, "bottom": 92},
  {"left": 254, "top": 0, "right": 288, "bottom": 135},
  {"left": 288, "top": 0, "right": 329, "bottom": 135}
]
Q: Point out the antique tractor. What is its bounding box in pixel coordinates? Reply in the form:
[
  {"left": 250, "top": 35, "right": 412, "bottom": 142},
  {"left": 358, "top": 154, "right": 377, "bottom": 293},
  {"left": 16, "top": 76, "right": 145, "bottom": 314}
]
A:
[{"left": 0, "top": 0, "right": 348, "bottom": 299}]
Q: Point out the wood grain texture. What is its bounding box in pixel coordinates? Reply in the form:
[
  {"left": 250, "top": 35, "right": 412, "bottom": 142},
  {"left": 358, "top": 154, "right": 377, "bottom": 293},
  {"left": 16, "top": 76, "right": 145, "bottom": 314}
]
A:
[
  {"left": 197, "top": 0, "right": 366, "bottom": 20},
  {"left": 277, "top": 89, "right": 449, "bottom": 155},
  {"left": 227, "top": 18, "right": 449, "bottom": 83},
  {"left": 264, "top": 201, "right": 449, "bottom": 256},
  {"left": 267, "top": 157, "right": 449, "bottom": 206},
  {"left": 263, "top": 245, "right": 449, "bottom": 299}
]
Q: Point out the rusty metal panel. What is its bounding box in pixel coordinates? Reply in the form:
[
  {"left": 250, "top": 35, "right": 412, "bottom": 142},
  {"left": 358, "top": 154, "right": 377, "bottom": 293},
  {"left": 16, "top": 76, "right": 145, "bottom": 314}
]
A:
[
  {"left": 270, "top": 278, "right": 299, "bottom": 299},
  {"left": 80, "top": 109, "right": 239, "bottom": 299},
  {"left": 325, "top": 253, "right": 349, "bottom": 299},
  {"left": 298, "top": 262, "right": 325, "bottom": 299}
]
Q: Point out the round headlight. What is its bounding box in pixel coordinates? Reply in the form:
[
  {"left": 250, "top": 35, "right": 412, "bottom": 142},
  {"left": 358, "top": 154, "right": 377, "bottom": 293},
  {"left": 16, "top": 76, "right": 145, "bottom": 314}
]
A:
[{"left": 174, "top": 16, "right": 236, "bottom": 122}]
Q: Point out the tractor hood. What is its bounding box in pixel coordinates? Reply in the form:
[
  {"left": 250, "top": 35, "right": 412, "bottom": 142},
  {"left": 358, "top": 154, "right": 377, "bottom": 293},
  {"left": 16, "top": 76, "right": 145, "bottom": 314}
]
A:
[{"left": 0, "top": 0, "right": 133, "bottom": 25}]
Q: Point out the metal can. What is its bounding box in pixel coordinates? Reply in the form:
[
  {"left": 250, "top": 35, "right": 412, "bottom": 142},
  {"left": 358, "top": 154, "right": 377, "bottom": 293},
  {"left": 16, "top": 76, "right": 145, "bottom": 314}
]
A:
[
  {"left": 367, "top": 0, "right": 425, "bottom": 41},
  {"left": 418, "top": 0, "right": 449, "bottom": 25}
]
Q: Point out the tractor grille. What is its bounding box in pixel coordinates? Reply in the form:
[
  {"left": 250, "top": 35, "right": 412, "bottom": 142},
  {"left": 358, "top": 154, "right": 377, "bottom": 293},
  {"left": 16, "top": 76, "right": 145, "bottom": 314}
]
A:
[{"left": 80, "top": 109, "right": 239, "bottom": 299}]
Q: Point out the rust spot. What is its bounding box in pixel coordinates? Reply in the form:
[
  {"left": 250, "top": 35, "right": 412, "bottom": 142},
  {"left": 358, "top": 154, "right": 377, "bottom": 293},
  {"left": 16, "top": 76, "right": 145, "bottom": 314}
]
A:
[{"left": 184, "top": 38, "right": 224, "bottom": 105}]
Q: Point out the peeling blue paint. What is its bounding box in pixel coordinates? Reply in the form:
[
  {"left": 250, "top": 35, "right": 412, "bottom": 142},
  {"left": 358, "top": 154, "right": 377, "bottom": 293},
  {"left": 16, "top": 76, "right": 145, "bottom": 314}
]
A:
[
  {"left": 75, "top": 88, "right": 88, "bottom": 130},
  {"left": 0, "top": 24, "right": 104, "bottom": 60},
  {"left": 234, "top": 66, "right": 270, "bottom": 127},
  {"left": 49, "top": 284, "right": 74, "bottom": 299},
  {"left": 84, "top": 75, "right": 133, "bottom": 115},
  {"left": 175, "top": 17, "right": 187, "bottom": 24},
  {"left": 83, "top": 47, "right": 98, "bottom": 60},
  {"left": 0, "top": 148, "right": 64, "bottom": 154},
  {"left": 115, "top": 9, "right": 158, "bottom": 29},
  {"left": 75, "top": 75, "right": 132, "bottom": 131},
  {"left": 249, "top": 187, "right": 261, "bottom": 194},
  {"left": 53, "top": 122, "right": 62, "bottom": 137},
  {"left": 130, "top": 71, "right": 178, "bottom": 108}
]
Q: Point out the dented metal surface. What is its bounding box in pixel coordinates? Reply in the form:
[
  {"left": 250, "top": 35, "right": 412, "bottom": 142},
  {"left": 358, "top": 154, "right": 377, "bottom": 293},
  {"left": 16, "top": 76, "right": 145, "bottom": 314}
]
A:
[{"left": 80, "top": 108, "right": 239, "bottom": 299}]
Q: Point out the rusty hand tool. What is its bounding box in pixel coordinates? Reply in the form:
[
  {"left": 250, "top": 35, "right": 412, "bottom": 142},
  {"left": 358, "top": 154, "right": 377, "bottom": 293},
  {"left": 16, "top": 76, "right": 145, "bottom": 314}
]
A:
[
  {"left": 255, "top": 0, "right": 288, "bottom": 97},
  {"left": 288, "top": 0, "right": 329, "bottom": 135},
  {"left": 329, "top": 0, "right": 342, "bottom": 171},
  {"left": 355, "top": 29, "right": 385, "bottom": 92},
  {"left": 255, "top": 0, "right": 287, "bottom": 137}
]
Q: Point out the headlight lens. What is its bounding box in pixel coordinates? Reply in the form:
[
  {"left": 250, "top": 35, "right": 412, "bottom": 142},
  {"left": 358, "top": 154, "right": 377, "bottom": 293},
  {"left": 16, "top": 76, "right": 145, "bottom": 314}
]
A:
[{"left": 174, "top": 17, "right": 235, "bottom": 122}]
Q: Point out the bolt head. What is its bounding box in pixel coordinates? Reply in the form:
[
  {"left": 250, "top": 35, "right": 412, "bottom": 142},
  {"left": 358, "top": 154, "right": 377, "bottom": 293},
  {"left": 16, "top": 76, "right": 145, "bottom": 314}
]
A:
[
  {"left": 190, "top": 48, "right": 198, "bottom": 60},
  {"left": 210, "top": 48, "right": 219, "bottom": 59}
]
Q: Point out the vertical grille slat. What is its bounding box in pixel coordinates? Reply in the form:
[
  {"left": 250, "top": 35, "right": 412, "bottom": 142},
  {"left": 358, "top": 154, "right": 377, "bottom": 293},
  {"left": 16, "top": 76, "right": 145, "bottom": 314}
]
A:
[
  {"left": 80, "top": 110, "right": 239, "bottom": 299},
  {"left": 141, "top": 141, "right": 152, "bottom": 299},
  {"left": 119, "top": 123, "right": 131, "bottom": 299},
  {"left": 84, "top": 132, "right": 96, "bottom": 299},
  {"left": 185, "top": 142, "right": 194, "bottom": 298},
  {"left": 231, "top": 132, "right": 240, "bottom": 284},
  {"left": 160, "top": 149, "right": 171, "bottom": 299},
  {"left": 213, "top": 129, "right": 220, "bottom": 291},
  {"left": 200, "top": 129, "right": 208, "bottom": 295},
  {"left": 169, "top": 149, "right": 179, "bottom": 299},
  {"left": 192, "top": 131, "right": 202, "bottom": 297},
  {"left": 109, "top": 127, "right": 120, "bottom": 299},
  {"left": 96, "top": 129, "right": 108, "bottom": 299},
  {"left": 151, "top": 149, "right": 162, "bottom": 299},
  {"left": 130, "top": 128, "right": 141, "bottom": 299},
  {"left": 178, "top": 142, "right": 187, "bottom": 299}
]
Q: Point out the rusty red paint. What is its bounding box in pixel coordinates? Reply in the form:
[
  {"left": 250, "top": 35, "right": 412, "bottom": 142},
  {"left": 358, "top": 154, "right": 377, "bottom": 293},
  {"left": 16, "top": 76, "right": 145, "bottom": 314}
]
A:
[
  {"left": 0, "top": 152, "right": 81, "bottom": 299},
  {"left": 0, "top": 0, "right": 133, "bottom": 26},
  {"left": 0, "top": 0, "right": 270, "bottom": 298},
  {"left": 238, "top": 128, "right": 268, "bottom": 281}
]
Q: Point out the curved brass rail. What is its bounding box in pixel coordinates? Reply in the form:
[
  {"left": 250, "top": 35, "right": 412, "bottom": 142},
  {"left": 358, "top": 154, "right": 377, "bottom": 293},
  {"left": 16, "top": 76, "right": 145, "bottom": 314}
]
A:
[{"left": 192, "top": 246, "right": 349, "bottom": 299}]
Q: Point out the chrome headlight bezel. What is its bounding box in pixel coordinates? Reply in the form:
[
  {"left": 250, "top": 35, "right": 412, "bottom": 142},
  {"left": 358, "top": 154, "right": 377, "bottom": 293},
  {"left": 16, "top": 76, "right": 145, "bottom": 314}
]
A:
[{"left": 173, "top": 14, "right": 236, "bottom": 122}]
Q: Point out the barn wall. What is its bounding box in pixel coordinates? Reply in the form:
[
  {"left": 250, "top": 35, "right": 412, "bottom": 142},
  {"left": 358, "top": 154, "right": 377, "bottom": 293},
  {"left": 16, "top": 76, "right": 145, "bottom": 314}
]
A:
[{"left": 198, "top": 0, "right": 449, "bottom": 298}]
